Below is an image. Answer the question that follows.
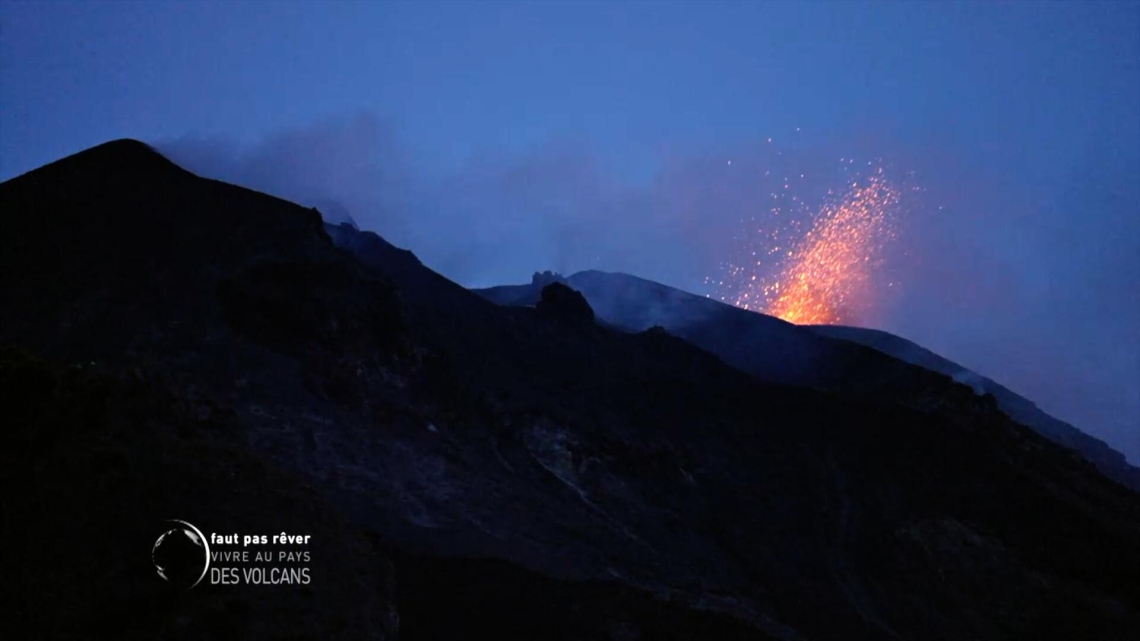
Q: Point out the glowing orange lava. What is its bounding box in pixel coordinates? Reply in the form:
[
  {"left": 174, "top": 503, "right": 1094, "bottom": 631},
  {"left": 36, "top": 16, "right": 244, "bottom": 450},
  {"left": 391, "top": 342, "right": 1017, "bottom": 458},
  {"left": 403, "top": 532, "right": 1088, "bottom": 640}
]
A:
[{"left": 712, "top": 167, "right": 901, "bottom": 325}]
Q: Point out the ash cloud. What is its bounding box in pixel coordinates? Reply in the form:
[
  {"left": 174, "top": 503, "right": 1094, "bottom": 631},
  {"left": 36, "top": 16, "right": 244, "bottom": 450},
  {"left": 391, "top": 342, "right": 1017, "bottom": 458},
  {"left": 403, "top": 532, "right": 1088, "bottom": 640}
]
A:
[{"left": 156, "top": 115, "right": 1140, "bottom": 464}]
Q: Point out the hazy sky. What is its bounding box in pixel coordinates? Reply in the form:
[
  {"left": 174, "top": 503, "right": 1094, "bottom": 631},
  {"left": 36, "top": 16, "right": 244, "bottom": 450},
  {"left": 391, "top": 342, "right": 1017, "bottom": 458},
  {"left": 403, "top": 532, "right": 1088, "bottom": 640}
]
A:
[{"left": 2, "top": 1, "right": 1137, "bottom": 463}]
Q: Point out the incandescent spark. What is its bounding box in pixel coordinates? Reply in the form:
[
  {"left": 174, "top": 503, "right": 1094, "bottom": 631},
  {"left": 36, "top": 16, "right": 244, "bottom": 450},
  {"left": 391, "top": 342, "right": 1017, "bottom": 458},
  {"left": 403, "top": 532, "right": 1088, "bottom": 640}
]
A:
[{"left": 708, "top": 161, "right": 905, "bottom": 325}]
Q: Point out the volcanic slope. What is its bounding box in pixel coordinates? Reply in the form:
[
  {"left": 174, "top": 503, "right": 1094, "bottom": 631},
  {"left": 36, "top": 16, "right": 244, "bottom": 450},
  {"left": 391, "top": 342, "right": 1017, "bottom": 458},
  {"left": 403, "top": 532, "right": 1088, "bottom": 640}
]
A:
[
  {"left": 477, "top": 270, "right": 1140, "bottom": 491},
  {"left": 2, "top": 140, "right": 1139, "bottom": 640}
]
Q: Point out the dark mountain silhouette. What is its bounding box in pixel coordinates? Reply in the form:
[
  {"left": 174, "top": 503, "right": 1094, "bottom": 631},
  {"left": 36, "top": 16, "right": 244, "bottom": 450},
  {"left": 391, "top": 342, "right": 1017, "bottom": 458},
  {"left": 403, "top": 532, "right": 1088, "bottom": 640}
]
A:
[
  {"left": 310, "top": 198, "right": 360, "bottom": 229},
  {"left": 811, "top": 325, "right": 1140, "bottom": 492},
  {"left": 3, "top": 140, "right": 1140, "bottom": 640},
  {"left": 476, "top": 270, "right": 1140, "bottom": 492},
  {"left": 536, "top": 281, "right": 596, "bottom": 323}
]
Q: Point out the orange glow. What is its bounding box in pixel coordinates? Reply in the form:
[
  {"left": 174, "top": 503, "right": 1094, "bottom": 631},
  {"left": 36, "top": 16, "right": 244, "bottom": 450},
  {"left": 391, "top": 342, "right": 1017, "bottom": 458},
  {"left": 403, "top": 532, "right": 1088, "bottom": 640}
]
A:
[{"left": 711, "top": 167, "right": 901, "bottom": 325}]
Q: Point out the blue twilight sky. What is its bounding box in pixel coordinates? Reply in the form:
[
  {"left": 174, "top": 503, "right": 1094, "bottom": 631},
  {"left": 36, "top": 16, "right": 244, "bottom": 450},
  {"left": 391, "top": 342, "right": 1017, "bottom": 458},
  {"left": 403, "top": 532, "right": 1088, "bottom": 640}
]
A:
[{"left": 1, "top": 0, "right": 1138, "bottom": 462}]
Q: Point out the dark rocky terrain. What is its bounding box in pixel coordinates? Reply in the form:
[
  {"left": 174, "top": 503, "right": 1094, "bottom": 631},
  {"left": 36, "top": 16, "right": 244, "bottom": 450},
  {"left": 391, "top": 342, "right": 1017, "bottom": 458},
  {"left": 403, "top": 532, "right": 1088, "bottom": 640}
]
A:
[
  {"left": 477, "top": 271, "right": 1140, "bottom": 492},
  {"left": 811, "top": 325, "right": 1140, "bottom": 492},
  {"left": 3, "top": 140, "right": 1140, "bottom": 640}
]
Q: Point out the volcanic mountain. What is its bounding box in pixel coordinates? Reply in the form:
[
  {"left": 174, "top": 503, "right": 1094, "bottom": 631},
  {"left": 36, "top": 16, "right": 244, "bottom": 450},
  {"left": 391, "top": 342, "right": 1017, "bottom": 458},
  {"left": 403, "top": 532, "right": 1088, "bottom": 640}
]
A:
[
  {"left": 476, "top": 271, "right": 1140, "bottom": 492},
  {"left": 3, "top": 140, "right": 1139, "bottom": 640}
]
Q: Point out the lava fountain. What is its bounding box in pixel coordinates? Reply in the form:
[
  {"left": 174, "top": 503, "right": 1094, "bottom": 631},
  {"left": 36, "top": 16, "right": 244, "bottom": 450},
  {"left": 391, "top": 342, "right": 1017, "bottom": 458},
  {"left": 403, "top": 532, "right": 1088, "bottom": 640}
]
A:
[{"left": 709, "top": 163, "right": 904, "bottom": 325}]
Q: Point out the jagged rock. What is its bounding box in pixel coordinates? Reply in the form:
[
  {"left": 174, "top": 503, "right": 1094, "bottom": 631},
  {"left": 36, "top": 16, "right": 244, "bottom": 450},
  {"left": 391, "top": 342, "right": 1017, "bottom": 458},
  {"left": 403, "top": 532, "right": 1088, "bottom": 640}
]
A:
[
  {"left": 311, "top": 199, "right": 360, "bottom": 229},
  {"left": 531, "top": 270, "right": 565, "bottom": 288},
  {"left": 536, "top": 282, "right": 595, "bottom": 323}
]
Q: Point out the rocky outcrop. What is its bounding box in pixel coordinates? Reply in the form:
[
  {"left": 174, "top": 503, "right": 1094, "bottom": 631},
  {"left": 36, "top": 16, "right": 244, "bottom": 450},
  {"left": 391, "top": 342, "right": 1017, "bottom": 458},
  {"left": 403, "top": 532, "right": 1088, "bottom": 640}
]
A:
[
  {"left": 532, "top": 270, "right": 566, "bottom": 288},
  {"left": 536, "top": 282, "right": 595, "bottom": 323}
]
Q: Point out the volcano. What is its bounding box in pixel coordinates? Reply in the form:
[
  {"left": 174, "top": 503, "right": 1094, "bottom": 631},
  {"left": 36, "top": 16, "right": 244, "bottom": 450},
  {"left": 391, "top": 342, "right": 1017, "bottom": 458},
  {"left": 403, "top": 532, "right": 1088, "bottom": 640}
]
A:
[
  {"left": 3, "top": 140, "right": 1139, "bottom": 640},
  {"left": 477, "top": 271, "right": 1140, "bottom": 492}
]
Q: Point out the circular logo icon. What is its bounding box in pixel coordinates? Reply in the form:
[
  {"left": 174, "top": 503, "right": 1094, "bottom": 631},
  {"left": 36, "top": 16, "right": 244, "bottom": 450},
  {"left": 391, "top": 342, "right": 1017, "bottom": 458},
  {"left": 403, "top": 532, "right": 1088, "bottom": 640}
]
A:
[{"left": 151, "top": 520, "right": 211, "bottom": 590}]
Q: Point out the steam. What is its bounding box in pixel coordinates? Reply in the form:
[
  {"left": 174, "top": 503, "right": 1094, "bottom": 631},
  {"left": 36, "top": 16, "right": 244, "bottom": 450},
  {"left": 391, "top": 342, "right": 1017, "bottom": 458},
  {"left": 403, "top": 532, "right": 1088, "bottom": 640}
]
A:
[{"left": 160, "top": 113, "right": 413, "bottom": 244}]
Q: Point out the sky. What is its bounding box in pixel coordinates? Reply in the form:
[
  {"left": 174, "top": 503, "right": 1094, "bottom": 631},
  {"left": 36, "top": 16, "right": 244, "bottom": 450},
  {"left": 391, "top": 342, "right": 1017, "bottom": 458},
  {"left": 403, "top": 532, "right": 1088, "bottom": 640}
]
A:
[{"left": 1, "top": 0, "right": 1137, "bottom": 463}]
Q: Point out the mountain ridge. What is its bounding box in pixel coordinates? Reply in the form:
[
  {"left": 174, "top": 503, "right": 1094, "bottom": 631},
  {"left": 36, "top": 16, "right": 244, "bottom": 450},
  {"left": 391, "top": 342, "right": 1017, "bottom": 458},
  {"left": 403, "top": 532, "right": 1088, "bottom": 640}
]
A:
[
  {"left": 811, "top": 324, "right": 1140, "bottom": 485},
  {"left": 475, "top": 270, "right": 1140, "bottom": 492},
  {"left": 4, "top": 139, "right": 1140, "bottom": 640}
]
